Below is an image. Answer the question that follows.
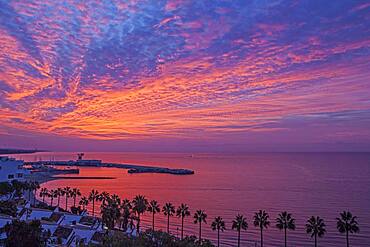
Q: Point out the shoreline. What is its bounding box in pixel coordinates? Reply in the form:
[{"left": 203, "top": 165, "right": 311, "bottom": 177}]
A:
[
  {"left": 0, "top": 149, "right": 46, "bottom": 154},
  {"left": 28, "top": 170, "right": 116, "bottom": 184}
]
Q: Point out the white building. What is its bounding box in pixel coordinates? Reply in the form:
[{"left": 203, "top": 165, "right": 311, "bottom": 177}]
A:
[{"left": 0, "top": 156, "right": 27, "bottom": 182}]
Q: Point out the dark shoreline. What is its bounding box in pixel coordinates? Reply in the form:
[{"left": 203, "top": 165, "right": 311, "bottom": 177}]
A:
[
  {"left": 54, "top": 176, "right": 116, "bottom": 179},
  {"left": 0, "top": 149, "right": 46, "bottom": 154}
]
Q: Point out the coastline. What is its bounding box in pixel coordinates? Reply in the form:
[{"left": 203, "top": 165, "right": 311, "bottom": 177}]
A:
[
  {"left": 0, "top": 149, "right": 46, "bottom": 155},
  {"left": 28, "top": 170, "right": 116, "bottom": 184}
]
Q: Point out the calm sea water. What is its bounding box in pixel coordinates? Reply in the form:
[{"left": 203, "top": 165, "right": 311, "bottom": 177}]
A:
[{"left": 11, "top": 152, "right": 370, "bottom": 246}]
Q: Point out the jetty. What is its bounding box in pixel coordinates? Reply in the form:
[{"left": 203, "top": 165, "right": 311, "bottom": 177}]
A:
[{"left": 24, "top": 154, "right": 194, "bottom": 175}]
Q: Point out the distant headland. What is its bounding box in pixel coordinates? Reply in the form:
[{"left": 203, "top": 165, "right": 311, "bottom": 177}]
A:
[{"left": 0, "top": 148, "right": 46, "bottom": 154}]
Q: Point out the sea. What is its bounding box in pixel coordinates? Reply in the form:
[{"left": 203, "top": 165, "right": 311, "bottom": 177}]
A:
[{"left": 10, "top": 152, "right": 370, "bottom": 246}]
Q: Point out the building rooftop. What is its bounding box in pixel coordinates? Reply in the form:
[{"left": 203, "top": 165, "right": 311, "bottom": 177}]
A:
[{"left": 53, "top": 225, "right": 73, "bottom": 239}]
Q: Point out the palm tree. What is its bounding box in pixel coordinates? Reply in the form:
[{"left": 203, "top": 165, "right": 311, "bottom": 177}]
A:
[
  {"left": 176, "top": 203, "right": 190, "bottom": 240},
  {"left": 194, "top": 209, "right": 207, "bottom": 242},
  {"left": 49, "top": 189, "right": 58, "bottom": 207},
  {"left": 48, "top": 190, "right": 53, "bottom": 206},
  {"left": 32, "top": 182, "right": 40, "bottom": 206},
  {"left": 71, "top": 188, "right": 81, "bottom": 207},
  {"left": 98, "top": 191, "right": 110, "bottom": 207},
  {"left": 132, "top": 195, "right": 148, "bottom": 233},
  {"left": 56, "top": 188, "right": 63, "bottom": 207},
  {"left": 79, "top": 196, "right": 89, "bottom": 211},
  {"left": 306, "top": 216, "right": 326, "bottom": 247},
  {"left": 39, "top": 188, "right": 49, "bottom": 203},
  {"left": 25, "top": 181, "right": 32, "bottom": 202},
  {"left": 148, "top": 200, "right": 160, "bottom": 231},
  {"left": 101, "top": 194, "right": 121, "bottom": 229},
  {"left": 254, "top": 210, "right": 270, "bottom": 247},
  {"left": 232, "top": 214, "right": 248, "bottom": 247},
  {"left": 63, "top": 186, "right": 72, "bottom": 211},
  {"left": 336, "top": 211, "right": 359, "bottom": 247},
  {"left": 276, "top": 211, "right": 296, "bottom": 247},
  {"left": 88, "top": 189, "right": 99, "bottom": 216},
  {"left": 162, "top": 202, "right": 175, "bottom": 233},
  {"left": 211, "top": 216, "right": 226, "bottom": 247},
  {"left": 120, "top": 199, "right": 132, "bottom": 231}
]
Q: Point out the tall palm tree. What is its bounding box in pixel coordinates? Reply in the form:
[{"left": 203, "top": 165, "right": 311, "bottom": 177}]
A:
[
  {"left": 88, "top": 189, "right": 99, "bottom": 216},
  {"left": 306, "top": 216, "right": 326, "bottom": 247},
  {"left": 132, "top": 195, "right": 148, "bottom": 233},
  {"left": 71, "top": 188, "right": 81, "bottom": 207},
  {"left": 32, "top": 182, "right": 40, "bottom": 206},
  {"left": 232, "top": 214, "right": 248, "bottom": 247},
  {"left": 98, "top": 191, "right": 110, "bottom": 207},
  {"left": 336, "top": 211, "right": 359, "bottom": 247},
  {"left": 176, "top": 203, "right": 190, "bottom": 240},
  {"left": 49, "top": 189, "right": 58, "bottom": 207},
  {"left": 276, "top": 211, "right": 296, "bottom": 247},
  {"left": 211, "top": 216, "right": 226, "bottom": 247},
  {"left": 56, "top": 188, "right": 63, "bottom": 207},
  {"left": 148, "top": 200, "right": 160, "bottom": 231},
  {"left": 194, "top": 209, "right": 207, "bottom": 242},
  {"left": 63, "top": 186, "right": 72, "bottom": 211},
  {"left": 111, "top": 194, "right": 121, "bottom": 205},
  {"left": 101, "top": 194, "right": 121, "bottom": 229},
  {"left": 39, "top": 188, "right": 49, "bottom": 203},
  {"left": 120, "top": 199, "right": 132, "bottom": 231},
  {"left": 79, "top": 196, "right": 89, "bottom": 211},
  {"left": 48, "top": 190, "right": 53, "bottom": 206},
  {"left": 25, "top": 181, "right": 32, "bottom": 202},
  {"left": 162, "top": 202, "right": 175, "bottom": 233},
  {"left": 254, "top": 210, "right": 270, "bottom": 247}
]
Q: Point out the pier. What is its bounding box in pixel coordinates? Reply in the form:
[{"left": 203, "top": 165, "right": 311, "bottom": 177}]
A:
[{"left": 25, "top": 160, "right": 195, "bottom": 175}]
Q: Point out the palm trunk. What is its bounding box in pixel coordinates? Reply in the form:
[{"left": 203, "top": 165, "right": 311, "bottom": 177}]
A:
[
  {"left": 284, "top": 228, "right": 287, "bottom": 247},
  {"left": 42, "top": 195, "right": 45, "bottom": 203},
  {"left": 65, "top": 196, "right": 68, "bottom": 211},
  {"left": 137, "top": 214, "right": 141, "bottom": 233},
  {"left": 217, "top": 228, "right": 220, "bottom": 247},
  {"left": 261, "top": 228, "right": 263, "bottom": 247},
  {"left": 152, "top": 212, "right": 155, "bottom": 231},
  {"left": 73, "top": 196, "right": 76, "bottom": 207},
  {"left": 181, "top": 217, "right": 184, "bottom": 240},
  {"left": 58, "top": 196, "right": 61, "bottom": 207},
  {"left": 237, "top": 229, "right": 240, "bottom": 247},
  {"left": 51, "top": 197, "right": 53, "bottom": 207},
  {"left": 199, "top": 222, "right": 202, "bottom": 242},
  {"left": 346, "top": 231, "right": 349, "bottom": 247},
  {"left": 167, "top": 215, "right": 170, "bottom": 233},
  {"left": 33, "top": 190, "right": 36, "bottom": 205},
  {"left": 315, "top": 233, "right": 317, "bottom": 247},
  {"left": 92, "top": 199, "right": 95, "bottom": 216}
]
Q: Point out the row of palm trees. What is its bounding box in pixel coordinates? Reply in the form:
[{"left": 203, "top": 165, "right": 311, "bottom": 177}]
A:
[
  {"left": 214, "top": 210, "right": 358, "bottom": 247},
  {"left": 9, "top": 180, "right": 40, "bottom": 205},
  {"left": 39, "top": 186, "right": 81, "bottom": 210},
  {"left": 37, "top": 188, "right": 360, "bottom": 247}
]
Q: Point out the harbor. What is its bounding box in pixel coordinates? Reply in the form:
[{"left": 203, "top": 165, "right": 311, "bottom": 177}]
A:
[{"left": 24, "top": 153, "right": 195, "bottom": 176}]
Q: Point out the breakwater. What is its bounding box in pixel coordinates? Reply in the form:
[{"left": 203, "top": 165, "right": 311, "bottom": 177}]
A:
[{"left": 25, "top": 160, "right": 194, "bottom": 175}]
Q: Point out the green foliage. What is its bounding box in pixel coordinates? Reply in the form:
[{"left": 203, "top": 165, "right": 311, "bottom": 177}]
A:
[
  {"left": 3, "top": 219, "right": 48, "bottom": 247},
  {"left": 0, "top": 200, "right": 17, "bottom": 217},
  {"left": 101, "top": 194, "right": 121, "bottom": 230},
  {"left": 0, "top": 182, "right": 13, "bottom": 196},
  {"left": 99, "top": 230, "right": 215, "bottom": 247}
]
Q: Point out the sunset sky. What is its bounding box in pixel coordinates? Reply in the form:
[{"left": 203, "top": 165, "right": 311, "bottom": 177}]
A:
[{"left": 0, "top": 0, "right": 370, "bottom": 152}]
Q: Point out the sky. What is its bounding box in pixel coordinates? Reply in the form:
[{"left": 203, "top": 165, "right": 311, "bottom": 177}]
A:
[{"left": 0, "top": 0, "right": 370, "bottom": 152}]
